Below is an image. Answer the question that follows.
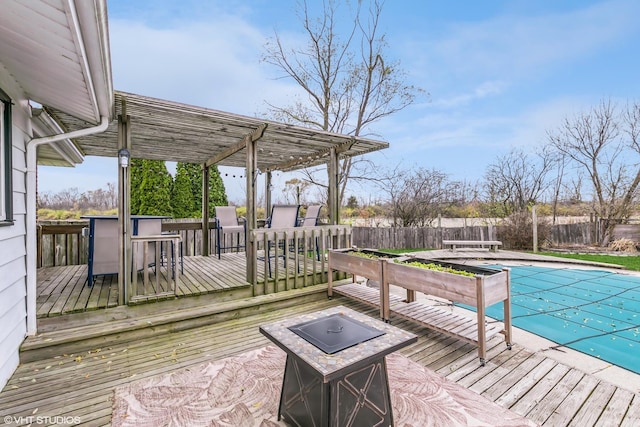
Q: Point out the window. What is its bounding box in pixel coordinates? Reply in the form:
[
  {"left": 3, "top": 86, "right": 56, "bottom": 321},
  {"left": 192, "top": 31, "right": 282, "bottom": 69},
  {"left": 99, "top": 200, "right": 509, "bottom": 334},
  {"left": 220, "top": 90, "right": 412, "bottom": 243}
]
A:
[{"left": 0, "top": 88, "right": 13, "bottom": 225}]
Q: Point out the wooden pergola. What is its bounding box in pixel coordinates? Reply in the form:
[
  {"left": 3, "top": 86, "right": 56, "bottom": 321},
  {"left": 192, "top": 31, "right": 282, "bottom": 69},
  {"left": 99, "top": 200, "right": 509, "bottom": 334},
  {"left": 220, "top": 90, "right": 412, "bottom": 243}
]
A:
[{"left": 47, "top": 91, "right": 388, "bottom": 300}]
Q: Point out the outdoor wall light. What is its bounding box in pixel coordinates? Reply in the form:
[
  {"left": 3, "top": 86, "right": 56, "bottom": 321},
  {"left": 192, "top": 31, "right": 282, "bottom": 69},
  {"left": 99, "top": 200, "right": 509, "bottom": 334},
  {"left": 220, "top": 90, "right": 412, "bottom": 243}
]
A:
[{"left": 118, "top": 148, "right": 130, "bottom": 168}]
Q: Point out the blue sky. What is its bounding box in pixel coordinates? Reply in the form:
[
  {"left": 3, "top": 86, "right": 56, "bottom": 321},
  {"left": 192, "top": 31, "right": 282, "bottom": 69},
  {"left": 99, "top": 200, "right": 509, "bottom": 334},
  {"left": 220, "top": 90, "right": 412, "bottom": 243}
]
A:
[{"left": 38, "top": 0, "right": 640, "bottom": 204}]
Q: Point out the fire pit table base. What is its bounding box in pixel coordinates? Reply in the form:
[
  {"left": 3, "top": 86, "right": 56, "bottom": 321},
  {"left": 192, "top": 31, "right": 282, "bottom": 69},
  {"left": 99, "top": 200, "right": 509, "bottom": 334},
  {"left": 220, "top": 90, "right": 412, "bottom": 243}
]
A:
[
  {"left": 259, "top": 306, "right": 416, "bottom": 427},
  {"left": 280, "top": 353, "right": 392, "bottom": 427}
]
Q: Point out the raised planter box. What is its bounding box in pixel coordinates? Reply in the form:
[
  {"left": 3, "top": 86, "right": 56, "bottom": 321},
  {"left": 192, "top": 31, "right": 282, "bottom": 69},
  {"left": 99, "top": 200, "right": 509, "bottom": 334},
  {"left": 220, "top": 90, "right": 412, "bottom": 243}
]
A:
[
  {"left": 327, "top": 248, "right": 402, "bottom": 319},
  {"left": 382, "top": 258, "right": 512, "bottom": 365}
]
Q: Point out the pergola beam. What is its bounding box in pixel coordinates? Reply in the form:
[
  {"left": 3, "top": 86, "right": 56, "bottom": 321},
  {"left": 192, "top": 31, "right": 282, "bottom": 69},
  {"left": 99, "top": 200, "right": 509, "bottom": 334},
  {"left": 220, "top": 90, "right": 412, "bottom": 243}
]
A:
[
  {"left": 204, "top": 123, "right": 268, "bottom": 168},
  {"left": 266, "top": 138, "right": 356, "bottom": 172}
]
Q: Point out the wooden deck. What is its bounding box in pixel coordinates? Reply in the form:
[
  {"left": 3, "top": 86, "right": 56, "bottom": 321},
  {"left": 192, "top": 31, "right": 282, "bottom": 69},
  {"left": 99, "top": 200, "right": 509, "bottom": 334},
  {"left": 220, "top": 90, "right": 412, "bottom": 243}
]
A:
[
  {"left": 36, "top": 252, "right": 325, "bottom": 317},
  {"left": 1, "top": 295, "right": 639, "bottom": 426},
  {"left": 13, "top": 249, "right": 640, "bottom": 425}
]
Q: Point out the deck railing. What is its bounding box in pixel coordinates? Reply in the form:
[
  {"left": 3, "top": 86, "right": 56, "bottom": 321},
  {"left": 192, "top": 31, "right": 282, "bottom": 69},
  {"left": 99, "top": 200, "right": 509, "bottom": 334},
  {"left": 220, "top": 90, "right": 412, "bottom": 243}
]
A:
[
  {"left": 130, "top": 234, "right": 182, "bottom": 303},
  {"left": 38, "top": 221, "right": 88, "bottom": 267},
  {"left": 37, "top": 219, "right": 238, "bottom": 268},
  {"left": 36, "top": 220, "right": 351, "bottom": 294},
  {"left": 249, "top": 224, "right": 352, "bottom": 292}
]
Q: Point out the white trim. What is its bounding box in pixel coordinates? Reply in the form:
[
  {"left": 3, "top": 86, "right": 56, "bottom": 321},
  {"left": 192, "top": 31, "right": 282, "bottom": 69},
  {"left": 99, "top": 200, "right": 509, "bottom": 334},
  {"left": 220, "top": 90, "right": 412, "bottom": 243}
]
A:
[
  {"left": 31, "top": 109, "right": 84, "bottom": 166},
  {"left": 0, "top": 101, "right": 4, "bottom": 221},
  {"left": 63, "top": 0, "right": 101, "bottom": 122}
]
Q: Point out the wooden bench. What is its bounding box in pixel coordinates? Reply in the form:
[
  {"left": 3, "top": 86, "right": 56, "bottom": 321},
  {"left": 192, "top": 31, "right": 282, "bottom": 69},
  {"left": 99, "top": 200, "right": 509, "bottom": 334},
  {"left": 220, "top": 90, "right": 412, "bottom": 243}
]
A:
[
  {"left": 442, "top": 239, "right": 502, "bottom": 251},
  {"left": 382, "top": 260, "right": 512, "bottom": 365}
]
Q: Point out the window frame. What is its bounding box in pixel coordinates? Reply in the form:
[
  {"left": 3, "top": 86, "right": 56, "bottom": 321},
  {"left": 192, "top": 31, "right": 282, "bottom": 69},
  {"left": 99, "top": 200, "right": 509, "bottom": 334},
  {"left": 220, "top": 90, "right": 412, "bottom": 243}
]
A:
[{"left": 0, "top": 88, "right": 13, "bottom": 226}]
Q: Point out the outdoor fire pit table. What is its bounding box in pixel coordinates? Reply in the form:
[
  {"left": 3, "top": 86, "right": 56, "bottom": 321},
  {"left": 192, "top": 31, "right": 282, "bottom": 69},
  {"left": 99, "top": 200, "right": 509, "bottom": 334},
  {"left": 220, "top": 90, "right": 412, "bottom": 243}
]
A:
[{"left": 259, "top": 305, "right": 417, "bottom": 427}]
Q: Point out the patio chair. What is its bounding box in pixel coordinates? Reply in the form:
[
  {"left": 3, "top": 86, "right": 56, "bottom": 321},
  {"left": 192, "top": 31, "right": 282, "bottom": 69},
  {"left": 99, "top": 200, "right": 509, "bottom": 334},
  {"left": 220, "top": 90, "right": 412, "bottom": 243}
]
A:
[
  {"left": 215, "top": 206, "right": 246, "bottom": 259},
  {"left": 296, "top": 205, "right": 322, "bottom": 260},
  {"left": 263, "top": 204, "right": 300, "bottom": 277},
  {"left": 297, "top": 204, "right": 322, "bottom": 227}
]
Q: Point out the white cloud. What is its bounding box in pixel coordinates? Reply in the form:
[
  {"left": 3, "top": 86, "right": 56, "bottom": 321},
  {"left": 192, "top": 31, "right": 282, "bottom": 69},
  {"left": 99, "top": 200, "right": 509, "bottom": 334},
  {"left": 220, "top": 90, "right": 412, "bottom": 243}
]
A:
[
  {"left": 109, "top": 17, "right": 301, "bottom": 116},
  {"left": 433, "top": 80, "right": 510, "bottom": 109},
  {"left": 371, "top": 0, "right": 640, "bottom": 184},
  {"left": 426, "top": 0, "right": 640, "bottom": 81}
]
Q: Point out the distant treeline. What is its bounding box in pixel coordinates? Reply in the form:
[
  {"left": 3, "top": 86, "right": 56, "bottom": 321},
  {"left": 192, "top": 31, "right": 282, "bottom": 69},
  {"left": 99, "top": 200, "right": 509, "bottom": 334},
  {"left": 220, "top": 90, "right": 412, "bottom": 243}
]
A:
[{"left": 38, "top": 161, "right": 229, "bottom": 218}]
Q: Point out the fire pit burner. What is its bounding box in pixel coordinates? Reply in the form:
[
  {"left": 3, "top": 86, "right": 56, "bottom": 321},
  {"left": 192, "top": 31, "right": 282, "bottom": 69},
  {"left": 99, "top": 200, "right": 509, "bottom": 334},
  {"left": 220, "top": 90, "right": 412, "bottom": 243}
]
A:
[{"left": 288, "top": 313, "right": 385, "bottom": 354}]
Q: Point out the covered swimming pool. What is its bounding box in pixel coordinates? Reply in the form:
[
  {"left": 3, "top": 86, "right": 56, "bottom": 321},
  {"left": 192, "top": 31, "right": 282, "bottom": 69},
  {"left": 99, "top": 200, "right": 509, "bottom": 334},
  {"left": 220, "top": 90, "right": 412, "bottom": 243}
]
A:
[{"left": 468, "top": 265, "right": 640, "bottom": 374}]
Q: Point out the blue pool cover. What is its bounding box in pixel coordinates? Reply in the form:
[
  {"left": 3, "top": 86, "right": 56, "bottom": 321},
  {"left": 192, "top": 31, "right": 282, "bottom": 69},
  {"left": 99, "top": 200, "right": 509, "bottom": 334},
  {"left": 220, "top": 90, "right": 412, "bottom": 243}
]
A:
[{"left": 462, "top": 265, "right": 640, "bottom": 374}]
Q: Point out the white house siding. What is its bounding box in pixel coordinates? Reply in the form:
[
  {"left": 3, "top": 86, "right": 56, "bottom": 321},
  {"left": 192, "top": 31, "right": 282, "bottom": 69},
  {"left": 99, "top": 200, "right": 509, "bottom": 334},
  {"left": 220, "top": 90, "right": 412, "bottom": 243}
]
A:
[{"left": 0, "top": 69, "right": 30, "bottom": 391}]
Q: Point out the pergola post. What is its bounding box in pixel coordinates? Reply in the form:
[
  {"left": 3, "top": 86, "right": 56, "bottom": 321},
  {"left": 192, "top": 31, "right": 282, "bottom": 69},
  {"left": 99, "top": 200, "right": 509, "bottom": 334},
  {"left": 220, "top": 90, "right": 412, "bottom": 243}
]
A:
[
  {"left": 265, "top": 170, "right": 272, "bottom": 219},
  {"left": 246, "top": 136, "right": 258, "bottom": 287},
  {"left": 202, "top": 164, "right": 210, "bottom": 256},
  {"left": 117, "top": 112, "right": 131, "bottom": 305},
  {"left": 328, "top": 147, "right": 340, "bottom": 225}
]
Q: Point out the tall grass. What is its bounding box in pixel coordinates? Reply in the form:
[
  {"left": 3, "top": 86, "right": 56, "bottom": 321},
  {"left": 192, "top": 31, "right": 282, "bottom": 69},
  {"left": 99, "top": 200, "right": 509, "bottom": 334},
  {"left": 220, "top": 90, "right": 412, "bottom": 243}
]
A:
[{"left": 38, "top": 208, "right": 118, "bottom": 220}]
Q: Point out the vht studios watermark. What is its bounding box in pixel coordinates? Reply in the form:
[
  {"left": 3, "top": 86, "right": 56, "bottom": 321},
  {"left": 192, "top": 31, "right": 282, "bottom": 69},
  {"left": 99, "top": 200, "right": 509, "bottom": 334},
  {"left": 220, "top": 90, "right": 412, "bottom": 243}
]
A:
[{"left": 4, "top": 415, "right": 81, "bottom": 425}]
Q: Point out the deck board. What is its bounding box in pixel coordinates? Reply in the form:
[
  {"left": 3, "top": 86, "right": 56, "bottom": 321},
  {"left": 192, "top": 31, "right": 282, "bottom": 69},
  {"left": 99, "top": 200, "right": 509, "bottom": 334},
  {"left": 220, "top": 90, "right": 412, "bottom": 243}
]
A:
[
  {"left": 22, "top": 250, "right": 640, "bottom": 425},
  {"left": 595, "top": 387, "right": 636, "bottom": 427},
  {"left": 525, "top": 368, "right": 585, "bottom": 424},
  {"left": 620, "top": 395, "right": 640, "bottom": 427},
  {"left": 569, "top": 382, "right": 618, "bottom": 427},
  {"left": 35, "top": 253, "right": 305, "bottom": 317},
  {"left": 3, "top": 297, "right": 639, "bottom": 426},
  {"left": 512, "top": 363, "right": 571, "bottom": 415}
]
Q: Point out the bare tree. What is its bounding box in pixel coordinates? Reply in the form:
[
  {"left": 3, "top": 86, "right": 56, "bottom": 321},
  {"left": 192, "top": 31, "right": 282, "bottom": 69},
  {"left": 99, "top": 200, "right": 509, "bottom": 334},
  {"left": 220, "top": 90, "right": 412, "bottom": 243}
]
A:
[
  {"left": 547, "top": 99, "right": 640, "bottom": 244},
  {"left": 281, "top": 178, "right": 311, "bottom": 204},
  {"left": 549, "top": 151, "right": 567, "bottom": 224},
  {"left": 262, "top": 0, "right": 424, "bottom": 206},
  {"left": 483, "top": 147, "right": 555, "bottom": 217},
  {"left": 376, "top": 165, "right": 451, "bottom": 227},
  {"left": 37, "top": 183, "right": 118, "bottom": 211}
]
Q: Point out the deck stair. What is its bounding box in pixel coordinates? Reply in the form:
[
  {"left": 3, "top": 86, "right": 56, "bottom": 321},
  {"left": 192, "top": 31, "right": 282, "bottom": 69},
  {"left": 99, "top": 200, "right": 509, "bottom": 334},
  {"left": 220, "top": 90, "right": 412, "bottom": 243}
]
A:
[{"left": 21, "top": 282, "right": 347, "bottom": 363}]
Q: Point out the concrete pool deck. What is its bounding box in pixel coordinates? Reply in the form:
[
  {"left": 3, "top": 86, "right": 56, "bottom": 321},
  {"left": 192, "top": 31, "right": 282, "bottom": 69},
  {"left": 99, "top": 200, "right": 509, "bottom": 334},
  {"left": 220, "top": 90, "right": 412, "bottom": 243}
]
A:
[{"left": 387, "top": 248, "right": 640, "bottom": 394}]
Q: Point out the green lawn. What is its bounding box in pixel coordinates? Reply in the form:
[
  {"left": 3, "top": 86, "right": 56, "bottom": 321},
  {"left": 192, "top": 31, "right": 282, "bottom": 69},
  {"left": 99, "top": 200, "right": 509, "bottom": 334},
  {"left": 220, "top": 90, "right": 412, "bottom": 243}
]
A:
[{"left": 537, "top": 251, "right": 640, "bottom": 271}]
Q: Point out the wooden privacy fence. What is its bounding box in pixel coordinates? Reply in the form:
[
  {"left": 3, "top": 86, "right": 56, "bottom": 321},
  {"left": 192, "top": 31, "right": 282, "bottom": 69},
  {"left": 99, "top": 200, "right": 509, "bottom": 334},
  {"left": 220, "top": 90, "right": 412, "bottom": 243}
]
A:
[
  {"left": 39, "top": 219, "right": 633, "bottom": 267},
  {"left": 352, "top": 225, "right": 499, "bottom": 250},
  {"left": 352, "top": 222, "right": 599, "bottom": 250}
]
